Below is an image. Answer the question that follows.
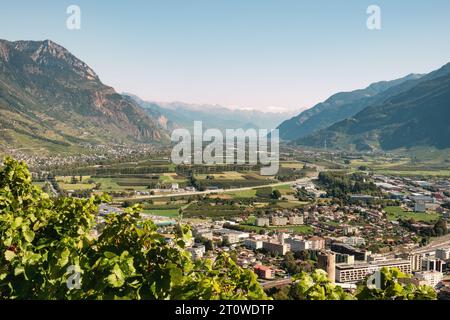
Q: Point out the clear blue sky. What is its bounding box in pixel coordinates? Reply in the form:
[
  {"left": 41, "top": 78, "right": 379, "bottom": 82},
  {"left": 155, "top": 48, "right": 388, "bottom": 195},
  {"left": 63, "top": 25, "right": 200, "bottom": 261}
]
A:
[{"left": 1, "top": 0, "right": 450, "bottom": 111}]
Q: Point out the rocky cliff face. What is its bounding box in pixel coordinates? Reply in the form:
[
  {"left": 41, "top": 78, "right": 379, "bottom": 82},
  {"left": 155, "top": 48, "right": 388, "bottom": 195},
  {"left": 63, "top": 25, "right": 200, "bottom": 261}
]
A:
[{"left": 0, "top": 39, "right": 168, "bottom": 152}]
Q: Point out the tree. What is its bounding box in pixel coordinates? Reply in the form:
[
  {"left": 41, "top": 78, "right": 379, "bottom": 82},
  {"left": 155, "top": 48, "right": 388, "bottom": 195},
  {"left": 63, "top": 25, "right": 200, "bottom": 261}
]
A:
[
  {"left": 282, "top": 252, "right": 313, "bottom": 275},
  {"left": 356, "top": 267, "right": 437, "bottom": 300},
  {"left": 434, "top": 219, "right": 448, "bottom": 237},
  {"left": 288, "top": 270, "right": 355, "bottom": 300},
  {"left": 271, "top": 190, "right": 282, "bottom": 200},
  {"left": 122, "top": 200, "right": 133, "bottom": 208},
  {"left": 296, "top": 187, "right": 314, "bottom": 202},
  {"left": 0, "top": 157, "right": 268, "bottom": 300}
]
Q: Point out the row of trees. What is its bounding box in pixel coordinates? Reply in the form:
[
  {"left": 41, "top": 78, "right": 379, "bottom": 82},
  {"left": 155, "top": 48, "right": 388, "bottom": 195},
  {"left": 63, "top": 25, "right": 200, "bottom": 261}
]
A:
[
  {"left": 399, "top": 218, "right": 449, "bottom": 238},
  {"left": 318, "top": 171, "right": 383, "bottom": 201}
]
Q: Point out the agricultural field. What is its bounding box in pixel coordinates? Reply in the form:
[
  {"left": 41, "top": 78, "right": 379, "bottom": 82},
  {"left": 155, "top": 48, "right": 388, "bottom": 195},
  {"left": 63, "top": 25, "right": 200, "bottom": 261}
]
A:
[
  {"left": 196, "top": 171, "right": 247, "bottom": 180},
  {"left": 276, "top": 201, "right": 308, "bottom": 209},
  {"left": 56, "top": 176, "right": 96, "bottom": 191},
  {"left": 242, "top": 172, "right": 275, "bottom": 180},
  {"left": 276, "top": 184, "right": 295, "bottom": 196},
  {"left": 384, "top": 206, "right": 441, "bottom": 223},
  {"left": 348, "top": 150, "right": 450, "bottom": 177},
  {"left": 280, "top": 162, "right": 304, "bottom": 169},
  {"left": 376, "top": 170, "right": 450, "bottom": 177},
  {"left": 142, "top": 209, "right": 180, "bottom": 218},
  {"left": 226, "top": 189, "right": 257, "bottom": 198},
  {"left": 159, "top": 173, "right": 186, "bottom": 183},
  {"left": 89, "top": 177, "right": 150, "bottom": 192},
  {"left": 61, "top": 160, "right": 176, "bottom": 176},
  {"left": 196, "top": 171, "right": 278, "bottom": 189},
  {"left": 85, "top": 173, "right": 187, "bottom": 193},
  {"left": 349, "top": 157, "right": 410, "bottom": 170}
]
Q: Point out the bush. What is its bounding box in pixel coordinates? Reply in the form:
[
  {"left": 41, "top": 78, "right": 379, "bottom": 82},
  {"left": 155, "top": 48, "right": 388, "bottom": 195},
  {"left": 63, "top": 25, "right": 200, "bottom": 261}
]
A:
[{"left": 0, "top": 157, "right": 268, "bottom": 300}]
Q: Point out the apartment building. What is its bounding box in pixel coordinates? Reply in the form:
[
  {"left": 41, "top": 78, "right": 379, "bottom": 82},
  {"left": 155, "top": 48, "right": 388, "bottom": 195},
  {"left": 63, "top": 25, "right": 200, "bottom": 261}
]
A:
[
  {"left": 254, "top": 265, "right": 276, "bottom": 280},
  {"left": 256, "top": 218, "right": 270, "bottom": 227},
  {"left": 263, "top": 241, "right": 291, "bottom": 255},
  {"left": 244, "top": 238, "right": 263, "bottom": 250},
  {"left": 271, "top": 216, "right": 288, "bottom": 226},
  {"left": 335, "top": 259, "right": 412, "bottom": 283}
]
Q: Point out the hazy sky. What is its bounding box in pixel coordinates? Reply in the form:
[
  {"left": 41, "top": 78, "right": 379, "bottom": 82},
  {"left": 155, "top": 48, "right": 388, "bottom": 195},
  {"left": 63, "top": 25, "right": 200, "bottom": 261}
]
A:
[{"left": 1, "top": 0, "right": 450, "bottom": 111}]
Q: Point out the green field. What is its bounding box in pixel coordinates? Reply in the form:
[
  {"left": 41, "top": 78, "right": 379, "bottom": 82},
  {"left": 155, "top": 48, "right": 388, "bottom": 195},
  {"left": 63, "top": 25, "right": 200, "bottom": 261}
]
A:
[
  {"left": 32, "top": 181, "right": 46, "bottom": 188},
  {"left": 384, "top": 206, "right": 441, "bottom": 223},
  {"left": 197, "top": 171, "right": 247, "bottom": 180},
  {"left": 269, "top": 225, "right": 314, "bottom": 235},
  {"left": 275, "top": 200, "right": 308, "bottom": 209},
  {"left": 90, "top": 177, "right": 150, "bottom": 192},
  {"left": 377, "top": 170, "right": 450, "bottom": 177},
  {"left": 280, "top": 162, "right": 303, "bottom": 169},
  {"left": 275, "top": 184, "right": 295, "bottom": 196},
  {"left": 348, "top": 151, "right": 450, "bottom": 177},
  {"left": 142, "top": 209, "right": 180, "bottom": 217},
  {"left": 56, "top": 176, "right": 96, "bottom": 191},
  {"left": 159, "top": 173, "right": 186, "bottom": 183},
  {"left": 226, "top": 189, "right": 257, "bottom": 198},
  {"left": 238, "top": 225, "right": 266, "bottom": 232}
]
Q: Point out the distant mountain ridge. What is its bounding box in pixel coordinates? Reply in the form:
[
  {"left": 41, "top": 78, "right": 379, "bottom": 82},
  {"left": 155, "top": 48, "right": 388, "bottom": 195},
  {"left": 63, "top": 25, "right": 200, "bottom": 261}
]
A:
[
  {"left": 0, "top": 39, "right": 167, "bottom": 153},
  {"left": 277, "top": 73, "right": 424, "bottom": 141},
  {"left": 296, "top": 63, "right": 450, "bottom": 151},
  {"left": 125, "top": 93, "right": 294, "bottom": 131}
]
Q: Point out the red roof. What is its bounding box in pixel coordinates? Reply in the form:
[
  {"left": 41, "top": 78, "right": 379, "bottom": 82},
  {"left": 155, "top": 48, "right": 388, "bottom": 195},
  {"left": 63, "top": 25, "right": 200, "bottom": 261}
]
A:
[{"left": 254, "top": 265, "right": 272, "bottom": 271}]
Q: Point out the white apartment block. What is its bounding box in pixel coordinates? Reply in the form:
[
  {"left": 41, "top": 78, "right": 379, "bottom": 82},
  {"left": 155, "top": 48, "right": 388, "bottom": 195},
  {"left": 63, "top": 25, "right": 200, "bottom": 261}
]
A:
[
  {"left": 336, "top": 259, "right": 412, "bottom": 283},
  {"left": 413, "top": 271, "right": 443, "bottom": 288},
  {"left": 244, "top": 239, "right": 263, "bottom": 250},
  {"left": 289, "top": 216, "right": 304, "bottom": 225},
  {"left": 262, "top": 241, "right": 291, "bottom": 255},
  {"left": 285, "top": 238, "right": 310, "bottom": 252},
  {"left": 309, "top": 237, "right": 326, "bottom": 250},
  {"left": 271, "top": 216, "right": 288, "bottom": 226},
  {"left": 256, "top": 218, "right": 270, "bottom": 227}
]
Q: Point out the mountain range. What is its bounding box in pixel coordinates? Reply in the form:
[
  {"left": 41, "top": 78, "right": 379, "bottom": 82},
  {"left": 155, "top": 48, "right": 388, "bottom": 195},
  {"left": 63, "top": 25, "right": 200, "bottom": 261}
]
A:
[
  {"left": 0, "top": 39, "right": 290, "bottom": 155},
  {"left": 125, "top": 93, "right": 293, "bottom": 132},
  {"left": 295, "top": 63, "right": 450, "bottom": 151},
  {"left": 0, "top": 39, "right": 167, "bottom": 154},
  {"left": 1, "top": 38, "right": 449, "bottom": 155},
  {"left": 277, "top": 73, "right": 426, "bottom": 141}
]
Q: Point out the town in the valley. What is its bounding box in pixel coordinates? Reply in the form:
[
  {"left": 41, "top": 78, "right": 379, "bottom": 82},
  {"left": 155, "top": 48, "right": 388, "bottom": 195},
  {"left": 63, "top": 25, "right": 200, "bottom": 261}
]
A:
[{"left": 9, "top": 146, "right": 450, "bottom": 300}]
